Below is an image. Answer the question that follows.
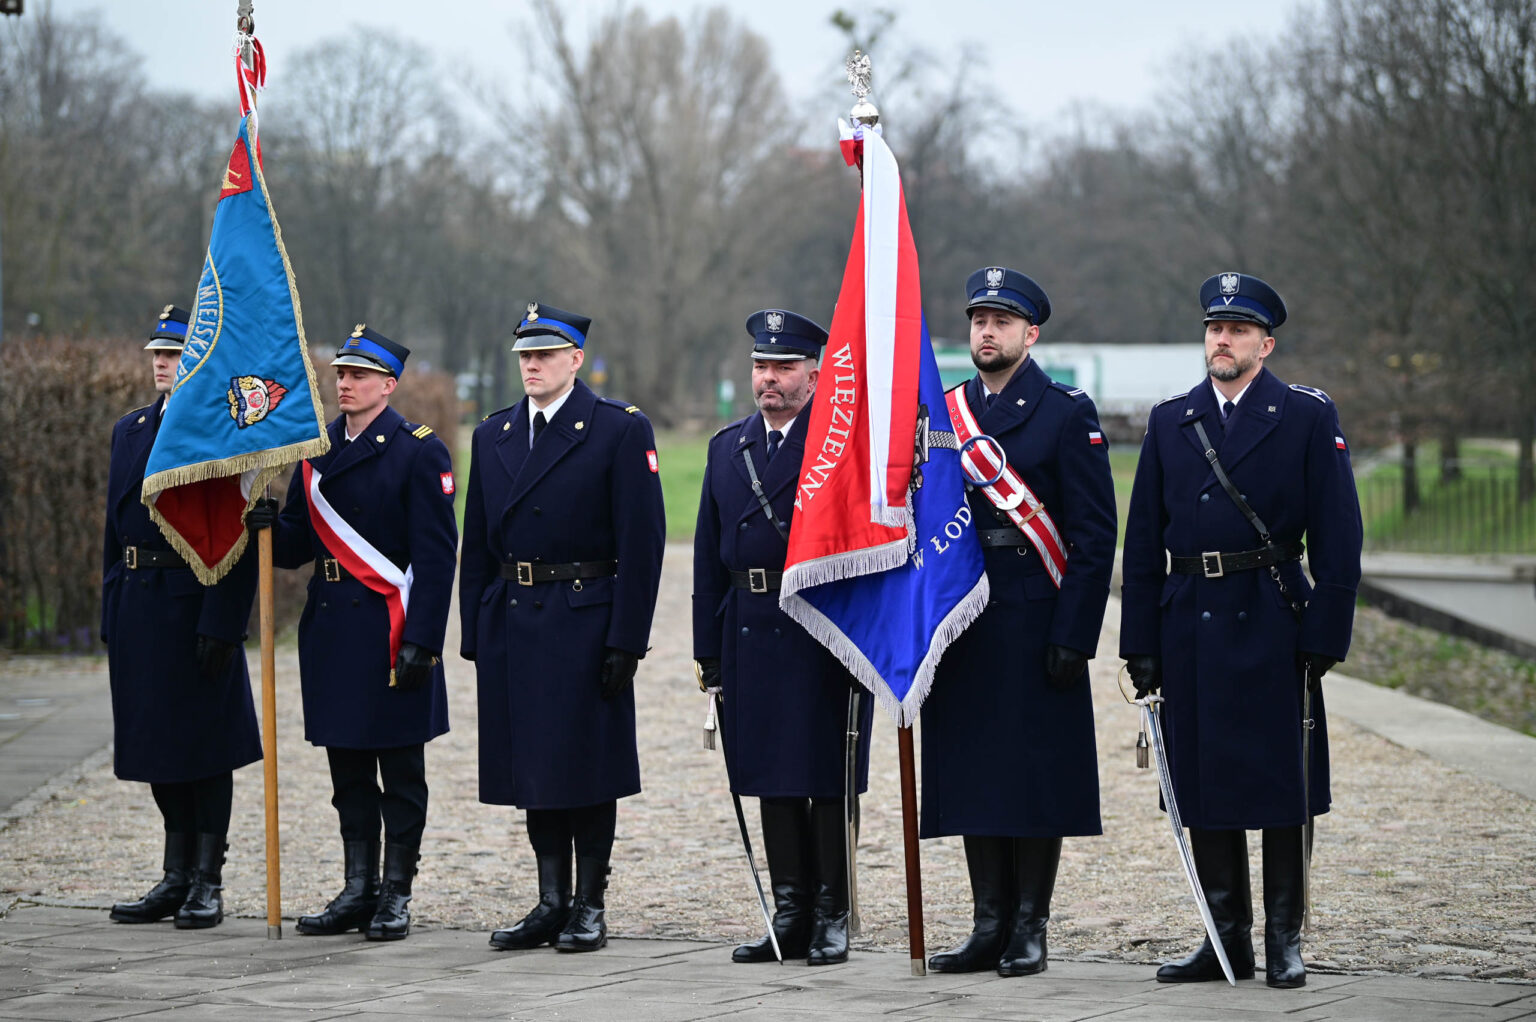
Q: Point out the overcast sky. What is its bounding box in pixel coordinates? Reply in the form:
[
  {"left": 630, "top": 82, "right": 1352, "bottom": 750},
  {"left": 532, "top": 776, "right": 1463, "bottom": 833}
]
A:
[{"left": 39, "top": 1, "right": 1303, "bottom": 131}]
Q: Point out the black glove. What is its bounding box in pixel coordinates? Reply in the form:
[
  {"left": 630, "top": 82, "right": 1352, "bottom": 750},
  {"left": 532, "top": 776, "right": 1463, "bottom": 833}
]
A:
[
  {"left": 246, "top": 496, "right": 280, "bottom": 533},
  {"left": 393, "top": 642, "right": 437, "bottom": 692},
  {"left": 195, "top": 634, "right": 238, "bottom": 679},
  {"left": 1297, "top": 651, "right": 1337, "bottom": 691},
  {"left": 1044, "top": 644, "right": 1088, "bottom": 690},
  {"left": 1126, "top": 654, "right": 1161, "bottom": 697},
  {"left": 695, "top": 657, "right": 721, "bottom": 693},
  {"left": 600, "top": 647, "right": 640, "bottom": 701}
]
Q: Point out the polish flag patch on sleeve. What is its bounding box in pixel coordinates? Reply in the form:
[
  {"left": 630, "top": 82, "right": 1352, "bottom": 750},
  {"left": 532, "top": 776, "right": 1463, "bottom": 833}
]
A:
[
  {"left": 1088, "top": 431, "right": 1104, "bottom": 445},
  {"left": 440, "top": 472, "right": 455, "bottom": 495},
  {"left": 646, "top": 450, "right": 659, "bottom": 473},
  {"left": 1335, "top": 436, "right": 1347, "bottom": 450}
]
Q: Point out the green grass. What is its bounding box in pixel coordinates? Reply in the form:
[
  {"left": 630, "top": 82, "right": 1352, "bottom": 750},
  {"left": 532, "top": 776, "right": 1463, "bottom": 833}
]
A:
[
  {"left": 656, "top": 430, "right": 711, "bottom": 541},
  {"left": 1355, "top": 441, "right": 1535, "bottom": 553}
]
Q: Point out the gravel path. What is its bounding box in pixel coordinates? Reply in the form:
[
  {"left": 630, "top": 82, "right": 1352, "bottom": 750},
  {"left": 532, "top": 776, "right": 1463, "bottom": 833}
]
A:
[{"left": 3, "top": 544, "right": 1534, "bottom": 982}]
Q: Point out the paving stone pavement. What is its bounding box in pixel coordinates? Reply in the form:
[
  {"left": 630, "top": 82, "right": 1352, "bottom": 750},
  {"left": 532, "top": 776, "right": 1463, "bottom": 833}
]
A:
[
  {"left": 3, "top": 904, "right": 1536, "bottom": 1021},
  {"left": 4, "top": 546, "right": 1536, "bottom": 1017}
]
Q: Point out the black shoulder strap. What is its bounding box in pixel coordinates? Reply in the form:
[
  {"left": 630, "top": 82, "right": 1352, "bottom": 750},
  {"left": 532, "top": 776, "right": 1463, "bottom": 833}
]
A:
[
  {"left": 741, "top": 447, "right": 789, "bottom": 541},
  {"left": 1192, "top": 419, "right": 1271, "bottom": 543}
]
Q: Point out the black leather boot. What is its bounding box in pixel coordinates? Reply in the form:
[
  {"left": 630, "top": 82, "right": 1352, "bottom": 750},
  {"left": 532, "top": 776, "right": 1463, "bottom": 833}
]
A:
[
  {"left": 112, "top": 832, "right": 193, "bottom": 923},
  {"left": 490, "top": 852, "right": 572, "bottom": 950},
  {"left": 365, "top": 843, "right": 417, "bottom": 941},
  {"left": 174, "top": 833, "right": 226, "bottom": 929},
  {"left": 928, "top": 835, "right": 1012, "bottom": 972},
  {"left": 1262, "top": 826, "right": 1307, "bottom": 988},
  {"left": 554, "top": 855, "right": 610, "bottom": 952},
  {"left": 734, "top": 800, "right": 812, "bottom": 963},
  {"left": 997, "top": 836, "right": 1061, "bottom": 977},
  {"left": 1156, "top": 828, "right": 1256, "bottom": 982},
  {"left": 297, "top": 840, "right": 381, "bottom": 936},
  {"left": 806, "top": 800, "right": 849, "bottom": 965}
]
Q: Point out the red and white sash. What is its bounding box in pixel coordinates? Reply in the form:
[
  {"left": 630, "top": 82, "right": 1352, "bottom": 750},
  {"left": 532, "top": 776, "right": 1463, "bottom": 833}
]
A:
[
  {"left": 944, "top": 385, "right": 1069, "bottom": 587},
  {"left": 303, "top": 462, "right": 413, "bottom": 662}
]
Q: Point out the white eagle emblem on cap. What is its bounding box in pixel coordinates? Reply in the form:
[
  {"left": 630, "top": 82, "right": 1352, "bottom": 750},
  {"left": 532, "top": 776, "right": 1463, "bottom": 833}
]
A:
[
  {"left": 525, "top": 301, "right": 539, "bottom": 322},
  {"left": 765, "top": 311, "right": 785, "bottom": 334},
  {"left": 985, "top": 267, "right": 1005, "bottom": 289},
  {"left": 1219, "top": 273, "right": 1240, "bottom": 295}
]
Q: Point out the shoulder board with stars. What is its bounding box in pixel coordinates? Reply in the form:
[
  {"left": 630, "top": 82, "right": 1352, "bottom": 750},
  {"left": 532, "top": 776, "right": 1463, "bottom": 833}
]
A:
[
  {"left": 1289, "top": 384, "right": 1331, "bottom": 403},
  {"left": 407, "top": 423, "right": 435, "bottom": 440},
  {"left": 1153, "top": 392, "right": 1189, "bottom": 408}
]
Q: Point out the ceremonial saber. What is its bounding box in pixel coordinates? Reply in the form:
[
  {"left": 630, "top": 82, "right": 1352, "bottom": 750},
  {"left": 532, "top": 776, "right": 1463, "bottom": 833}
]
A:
[
  {"left": 844, "top": 688, "right": 863, "bottom": 937},
  {"left": 712, "top": 692, "right": 782, "bottom": 964},
  {"left": 1139, "top": 696, "right": 1234, "bottom": 985},
  {"left": 1301, "top": 666, "right": 1316, "bottom": 934}
]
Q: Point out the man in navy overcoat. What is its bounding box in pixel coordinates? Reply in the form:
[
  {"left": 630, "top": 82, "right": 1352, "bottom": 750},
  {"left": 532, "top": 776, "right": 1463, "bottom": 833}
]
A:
[
  {"left": 252, "top": 325, "right": 457, "bottom": 942},
  {"left": 692, "top": 309, "right": 876, "bottom": 966},
  {"left": 102, "top": 305, "right": 261, "bottom": 930},
  {"left": 1120, "top": 273, "right": 1363, "bottom": 988},
  {"left": 920, "top": 268, "right": 1117, "bottom": 977},
  {"left": 460, "top": 302, "right": 665, "bottom": 954}
]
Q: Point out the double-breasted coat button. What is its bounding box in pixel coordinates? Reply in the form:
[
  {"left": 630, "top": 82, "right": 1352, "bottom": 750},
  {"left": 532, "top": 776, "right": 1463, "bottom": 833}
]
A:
[
  {"left": 1200, "top": 493, "right": 1210, "bottom": 503},
  {"left": 740, "top": 627, "right": 750, "bottom": 636},
  {"left": 1201, "top": 611, "right": 1211, "bottom": 621}
]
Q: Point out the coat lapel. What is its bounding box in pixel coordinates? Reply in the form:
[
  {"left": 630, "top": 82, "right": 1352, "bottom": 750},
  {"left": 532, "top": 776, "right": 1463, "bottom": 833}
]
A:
[
  {"left": 493, "top": 396, "right": 532, "bottom": 484},
  {"left": 980, "top": 358, "right": 1048, "bottom": 439},
  {"left": 1214, "top": 368, "right": 1284, "bottom": 474},
  {"left": 1178, "top": 379, "right": 1224, "bottom": 488},
  {"left": 322, "top": 407, "right": 399, "bottom": 482},
  {"left": 505, "top": 380, "right": 596, "bottom": 510},
  {"left": 115, "top": 396, "right": 163, "bottom": 520}
]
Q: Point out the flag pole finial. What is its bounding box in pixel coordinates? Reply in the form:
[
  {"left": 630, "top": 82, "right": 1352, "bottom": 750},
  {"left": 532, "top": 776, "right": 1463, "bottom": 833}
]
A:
[{"left": 845, "top": 50, "right": 879, "bottom": 128}]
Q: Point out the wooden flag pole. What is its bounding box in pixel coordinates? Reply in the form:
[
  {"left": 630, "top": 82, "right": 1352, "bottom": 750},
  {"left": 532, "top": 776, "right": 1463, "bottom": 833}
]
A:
[
  {"left": 258, "top": 525, "right": 282, "bottom": 939},
  {"left": 897, "top": 725, "right": 925, "bottom": 975}
]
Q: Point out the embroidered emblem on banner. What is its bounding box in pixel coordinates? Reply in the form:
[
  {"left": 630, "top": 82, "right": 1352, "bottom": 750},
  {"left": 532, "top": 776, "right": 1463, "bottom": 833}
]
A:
[{"left": 227, "top": 375, "right": 289, "bottom": 428}]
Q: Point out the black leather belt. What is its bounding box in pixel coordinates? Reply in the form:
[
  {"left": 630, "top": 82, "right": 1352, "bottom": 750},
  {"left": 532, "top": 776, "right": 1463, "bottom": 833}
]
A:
[
  {"left": 730, "top": 568, "right": 783, "bottom": 593},
  {"left": 976, "top": 529, "right": 1032, "bottom": 549},
  {"left": 123, "top": 546, "right": 186, "bottom": 570},
  {"left": 1169, "top": 540, "right": 1304, "bottom": 579},
  {"left": 315, "top": 558, "right": 354, "bottom": 582},
  {"left": 499, "top": 560, "right": 618, "bottom": 586}
]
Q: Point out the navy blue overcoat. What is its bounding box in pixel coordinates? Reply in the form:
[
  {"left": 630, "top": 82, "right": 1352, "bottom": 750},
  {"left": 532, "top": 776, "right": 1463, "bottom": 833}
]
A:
[
  {"left": 459, "top": 379, "right": 666, "bottom": 809},
  {"left": 1119, "top": 367, "right": 1363, "bottom": 829},
  {"left": 920, "top": 359, "right": 1117, "bottom": 838},
  {"left": 692, "top": 411, "right": 874, "bottom": 799},
  {"left": 101, "top": 395, "right": 262, "bottom": 783},
  {"left": 271, "top": 406, "right": 457, "bottom": 750}
]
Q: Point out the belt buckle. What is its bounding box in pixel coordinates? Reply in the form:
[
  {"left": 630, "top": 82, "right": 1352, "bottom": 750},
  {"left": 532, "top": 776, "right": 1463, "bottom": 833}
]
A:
[
  {"left": 1201, "top": 551, "right": 1224, "bottom": 579},
  {"left": 748, "top": 567, "right": 768, "bottom": 594},
  {"left": 516, "top": 561, "right": 534, "bottom": 587},
  {"left": 124, "top": 546, "right": 138, "bottom": 570},
  {"left": 323, "top": 558, "right": 341, "bottom": 582}
]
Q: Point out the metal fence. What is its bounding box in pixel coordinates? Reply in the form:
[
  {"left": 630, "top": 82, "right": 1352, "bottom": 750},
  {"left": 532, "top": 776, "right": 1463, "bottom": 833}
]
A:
[{"left": 1356, "top": 464, "right": 1536, "bottom": 554}]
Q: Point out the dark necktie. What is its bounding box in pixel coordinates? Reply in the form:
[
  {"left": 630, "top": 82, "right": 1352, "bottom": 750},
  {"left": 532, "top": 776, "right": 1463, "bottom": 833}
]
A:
[
  {"left": 985, "top": 391, "right": 997, "bottom": 409},
  {"left": 532, "top": 410, "right": 547, "bottom": 448},
  {"left": 1222, "top": 400, "right": 1235, "bottom": 421},
  {"left": 766, "top": 429, "right": 783, "bottom": 463}
]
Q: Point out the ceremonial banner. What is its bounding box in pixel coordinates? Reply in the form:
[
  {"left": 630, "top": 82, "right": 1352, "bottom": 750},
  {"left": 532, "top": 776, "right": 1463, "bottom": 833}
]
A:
[
  {"left": 142, "top": 103, "right": 327, "bottom": 583},
  {"left": 779, "top": 123, "right": 987, "bottom": 726}
]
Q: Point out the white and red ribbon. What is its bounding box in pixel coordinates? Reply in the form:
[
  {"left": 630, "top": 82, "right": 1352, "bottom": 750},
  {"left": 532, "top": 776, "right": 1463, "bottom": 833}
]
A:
[
  {"left": 944, "top": 385, "right": 1068, "bottom": 588},
  {"left": 303, "top": 462, "right": 413, "bottom": 663}
]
